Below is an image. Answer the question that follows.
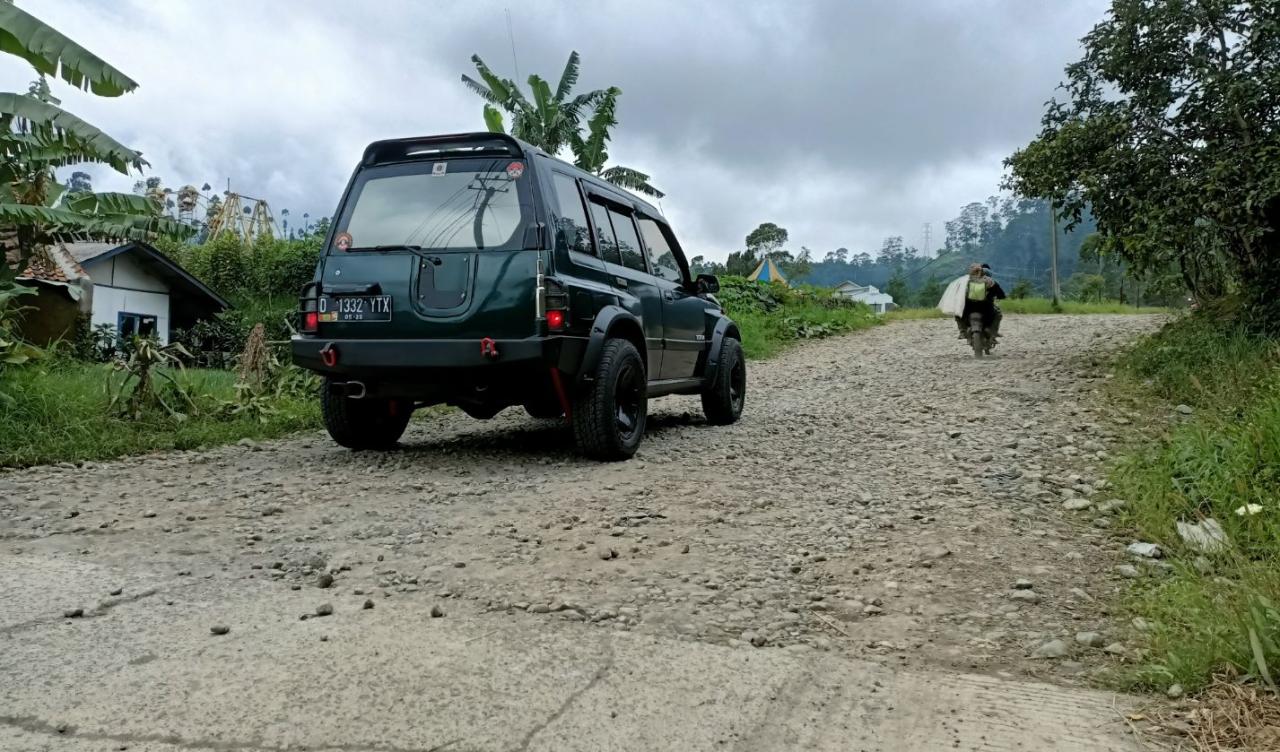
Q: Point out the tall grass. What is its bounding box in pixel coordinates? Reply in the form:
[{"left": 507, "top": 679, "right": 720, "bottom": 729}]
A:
[
  {"left": 0, "top": 359, "right": 319, "bottom": 468},
  {"left": 1110, "top": 312, "right": 1280, "bottom": 691}
]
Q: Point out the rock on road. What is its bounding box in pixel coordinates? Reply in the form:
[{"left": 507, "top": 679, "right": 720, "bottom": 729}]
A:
[{"left": 0, "top": 315, "right": 1161, "bottom": 752}]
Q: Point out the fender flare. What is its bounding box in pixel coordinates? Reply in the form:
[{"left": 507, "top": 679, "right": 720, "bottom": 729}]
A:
[
  {"left": 703, "top": 317, "right": 742, "bottom": 386},
  {"left": 576, "top": 305, "right": 646, "bottom": 389}
]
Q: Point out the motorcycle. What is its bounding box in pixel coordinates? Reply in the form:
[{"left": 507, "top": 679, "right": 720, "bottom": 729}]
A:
[{"left": 966, "top": 311, "right": 995, "bottom": 358}]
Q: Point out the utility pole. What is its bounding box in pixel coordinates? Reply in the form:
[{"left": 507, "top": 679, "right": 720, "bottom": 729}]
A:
[
  {"left": 1048, "top": 200, "right": 1061, "bottom": 305},
  {"left": 921, "top": 223, "right": 932, "bottom": 257}
]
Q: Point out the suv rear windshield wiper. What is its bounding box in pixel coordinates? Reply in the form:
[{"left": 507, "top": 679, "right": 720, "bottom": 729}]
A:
[
  {"left": 346, "top": 244, "right": 449, "bottom": 264},
  {"left": 346, "top": 245, "right": 424, "bottom": 253}
]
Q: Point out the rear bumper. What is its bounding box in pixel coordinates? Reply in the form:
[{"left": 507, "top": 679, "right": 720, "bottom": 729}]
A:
[{"left": 290, "top": 335, "right": 586, "bottom": 376}]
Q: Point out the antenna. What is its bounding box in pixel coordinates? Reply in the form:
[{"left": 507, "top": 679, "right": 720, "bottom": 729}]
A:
[{"left": 505, "top": 8, "right": 521, "bottom": 82}]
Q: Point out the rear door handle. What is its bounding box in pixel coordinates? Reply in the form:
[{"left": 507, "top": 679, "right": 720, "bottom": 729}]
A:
[{"left": 614, "top": 276, "right": 628, "bottom": 288}]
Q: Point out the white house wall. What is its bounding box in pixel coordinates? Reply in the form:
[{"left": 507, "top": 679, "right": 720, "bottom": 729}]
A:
[
  {"left": 83, "top": 255, "right": 172, "bottom": 343},
  {"left": 88, "top": 253, "right": 167, "bottom": 292}
]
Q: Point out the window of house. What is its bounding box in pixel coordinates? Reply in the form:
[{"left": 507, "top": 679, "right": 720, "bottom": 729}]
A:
[
  {"left": 608, "top": 208, "right": 648, "bottom": 273},
  {"left": 117, "top": 312, "right": 158, "bottom": 341},
  {"left": 588, "top": 201, "right": 622, "bottom": 265},
  {"left": 638, "top": 217, "right": 683, "bottom": 283},
  {"left": 552, "top": 173, "right": 594, "bottom": 257}
]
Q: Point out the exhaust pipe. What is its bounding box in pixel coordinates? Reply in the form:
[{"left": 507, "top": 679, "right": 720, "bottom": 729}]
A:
[{"left": 328, "top": 381, "right": 367, "bottom": 399}]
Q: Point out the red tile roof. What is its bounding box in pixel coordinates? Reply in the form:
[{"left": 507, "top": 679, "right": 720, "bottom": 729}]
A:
[{"left": 17, "top": 245, "right": 89, "bottom": 285}]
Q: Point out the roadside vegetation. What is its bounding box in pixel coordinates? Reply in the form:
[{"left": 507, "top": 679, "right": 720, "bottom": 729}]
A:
[
  {"left": 1106, "top": 311, "right": 1280, "bottom": 694},
  {"left": 715, "top": 277, "right": 879, "bottom": 360},
  {"left": 996, "top": 0, "right": 1280, "bottom": 722},
  {"left": 0, "top": 356, "right": 317, "bottom": 468}
]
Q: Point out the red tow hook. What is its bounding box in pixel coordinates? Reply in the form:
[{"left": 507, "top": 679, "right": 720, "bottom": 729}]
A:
[
  {"left": 319, "top": 343, "right": 338, "bottom": 367},
  {"left": 480, "top": 337, "right": 500, "bottom": 360}
]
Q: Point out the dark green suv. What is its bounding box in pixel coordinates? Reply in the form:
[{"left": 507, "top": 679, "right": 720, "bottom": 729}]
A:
[{"left": 292, "top": 132, "right": 744, "bottom": 460}]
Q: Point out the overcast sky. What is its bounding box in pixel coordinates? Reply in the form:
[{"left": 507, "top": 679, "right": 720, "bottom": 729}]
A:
[{"left": 6, "top": 0, "right": 1108, "bottom": 261}]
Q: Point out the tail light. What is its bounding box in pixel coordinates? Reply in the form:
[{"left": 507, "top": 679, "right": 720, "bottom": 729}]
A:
[
  {"left": 542, "top": 277, "right": 569, "bottom": 332},
  {"left": 299, "top": 282, "right": 321, "bottom": 334}
]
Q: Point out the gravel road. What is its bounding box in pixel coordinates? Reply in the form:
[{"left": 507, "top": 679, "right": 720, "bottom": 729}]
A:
[{"left": 1, "top": 315, "right": 1163, "bottom": 751}]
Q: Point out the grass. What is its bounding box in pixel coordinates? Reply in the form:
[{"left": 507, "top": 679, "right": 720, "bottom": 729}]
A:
[
  {"left": 1106, "top": 311, "right": 1280, "bottom": 693},
  {"left": 732, "top": 301, "right": 881, "bottom": 359},
  {"left": 0, "top": 358, "right": 319, "bottom": 469},
  {"left": 716, "top": 278, "right": 882, "bottom": 360},
  {"left": 884, "top": 297, "right": 1168, "bottom": 321}
]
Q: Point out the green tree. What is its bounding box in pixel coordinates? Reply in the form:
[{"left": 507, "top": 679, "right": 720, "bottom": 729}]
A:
[
  {"left": 914, "top": 274, "right": 944, "bottom": 307},
  {"left": 885, "top": 270, "right": 909, "bottom": 306},
  {"left": 689, "top": 255, "right": 726, "bottom": 276},
  {"left": 1010, "top": 279, "right": 1035, "bottom": 299},
  {"left": 724, "top": 250, "right": 758, "bottom": 277},
  {"left": 745, "top": 222, "right": 788, "bottom": 257},
  {"left": 1005, "top": 0, "right": 1280, "bottom": 327},
  {"left": 66, "top": 171, "right": 91, "bottom": 194},
  {"left": 783, "top": 247, "right": 813, "bottom": 280},
  {"left": 462, "top": 52, "right": 662, "bottom": 197},
  {"left": 0, "top": 3, "right": 189, "bottom": 278}
]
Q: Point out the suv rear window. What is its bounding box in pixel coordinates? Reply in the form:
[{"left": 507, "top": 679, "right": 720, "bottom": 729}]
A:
[{"left": 336, "top": 158, "right": 530, "bottom": 251}]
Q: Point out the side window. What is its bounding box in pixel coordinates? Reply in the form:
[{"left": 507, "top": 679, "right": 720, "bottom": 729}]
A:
[
  {"left": 588, "top": 201, "right": 621, "bottom": 265},
  {"left": 608, "top": 208, "right": 648, "bottom": 273},
  {"left": 552, "top": 173, "right": 594, "bottom": 256},
  {"left": 638, "top": 218, "right": 683, "bottom": 283}
]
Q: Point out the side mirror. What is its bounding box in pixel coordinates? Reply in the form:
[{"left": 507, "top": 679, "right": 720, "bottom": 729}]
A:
[{"left": 694, "top": 273, "right": 720, "bottom": 295}]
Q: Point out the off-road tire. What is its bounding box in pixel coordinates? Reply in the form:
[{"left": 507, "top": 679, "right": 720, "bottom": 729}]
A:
[
  {"left": 969, "top": 313, "right": 986, "bottom": 359},
  {"left": 571, "top": 338, "right": 647, "bottom": 461},
  {"left": 321, "top": 380, "right": 411, "bottom": 449},
  {"left": 701, "top": 337, "right": 746, "bottom": 425}
]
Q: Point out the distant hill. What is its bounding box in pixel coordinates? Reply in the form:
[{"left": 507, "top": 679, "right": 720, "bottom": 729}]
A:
[{"left": 798, "top": 198, "right": 1097, "bottom": 296}]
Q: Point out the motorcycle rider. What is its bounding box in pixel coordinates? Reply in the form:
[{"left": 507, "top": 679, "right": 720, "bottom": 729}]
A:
[
  {"left": 962, "top": 263, "right": 1006, "bottom": 345},
  {"left": 981, "top": 263, "right": 1004, "bottom": 340}
]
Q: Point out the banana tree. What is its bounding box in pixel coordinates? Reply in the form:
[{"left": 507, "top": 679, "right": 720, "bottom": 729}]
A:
[
  {"left": 462, "top": 51, "right": 606, "bottom": 156},
  {"left": 0, "top": 3, "right": 189, "bottom": 279},
  {"left": 0, "top": 2, "right": 137, "bottom": 97},
  {"left": 568, "top": 87, "right": 663, "bottom": 198},
  {"left": 462, "top": 51, "right": 663, "bottom": 198}
]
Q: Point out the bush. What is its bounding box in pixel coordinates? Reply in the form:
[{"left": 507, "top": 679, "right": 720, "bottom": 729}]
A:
[
  {"left": 163, "top": 234, "right": 321, "bottom": 302},
  {"left": 715, "top": 277, "right": 880, "bottom": 359},
  {"left": 1110, "top": 311, "right": 1280, "bottom": 692}
]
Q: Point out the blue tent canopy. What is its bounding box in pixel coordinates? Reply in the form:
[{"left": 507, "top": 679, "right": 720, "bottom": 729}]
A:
[{"left": 747, "top": 257, "right": 788, "bottom": 286}]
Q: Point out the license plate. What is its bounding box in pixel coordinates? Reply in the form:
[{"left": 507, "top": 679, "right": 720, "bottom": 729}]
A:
[{"left": 319, "top": 295, "right": 392, "bottom": 322}]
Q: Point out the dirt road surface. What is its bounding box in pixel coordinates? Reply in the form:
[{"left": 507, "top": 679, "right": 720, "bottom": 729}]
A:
[{"left": 2, "top": 315, "right": 1163, "bottom": 751}]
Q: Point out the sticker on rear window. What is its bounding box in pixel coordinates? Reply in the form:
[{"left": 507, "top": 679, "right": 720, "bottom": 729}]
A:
[
  {"left": 335, "top": 231, "right": 353, "bottom": 251},
  {"left": 432, "top": 162, "right": 447, "bottom": 176},
  {"left": 506, "top": 161, "right": 525, "bottom": 179}
]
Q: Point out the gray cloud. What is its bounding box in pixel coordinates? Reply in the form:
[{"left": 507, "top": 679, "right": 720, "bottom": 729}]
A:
[{"left": 4, "top": 0, "right": 1107, "bottom": 259}]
